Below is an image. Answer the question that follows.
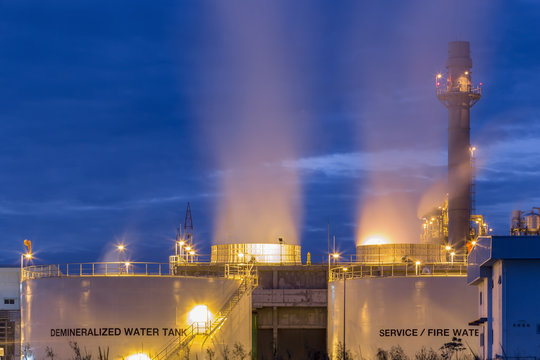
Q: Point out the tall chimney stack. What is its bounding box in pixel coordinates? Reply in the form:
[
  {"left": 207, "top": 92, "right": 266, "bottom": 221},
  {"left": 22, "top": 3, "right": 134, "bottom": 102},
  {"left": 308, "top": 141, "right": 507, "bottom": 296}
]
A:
[{"left": 437, "top": 41, "right": 481, "bottom": 252}]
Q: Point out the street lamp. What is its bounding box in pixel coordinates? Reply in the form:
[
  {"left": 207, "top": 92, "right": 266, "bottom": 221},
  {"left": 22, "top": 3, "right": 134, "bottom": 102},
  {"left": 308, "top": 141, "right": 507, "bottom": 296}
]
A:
[
  {"left": 20, "top": 253, "right": 32, "bottom": 282},
  {"left": 342, "top": 266, "right": 348, "bottom": 360},
  {"left": 125, "top": 262, "right": 130, "bottom": 274},
  {"left": 415, "top": 261, "right": 421, "bottom": 275},
  {"left": 117, "top": 244, "right": 126, "bottom": 262},
  {"left": 278, "top": 238, "right": 284, "bottom": 265},
  {"left": 450, "top": 251, "right": 455, "bottom": 264},
  {"left": 238, "top": 252, "right": 244, "bottom": 263}
]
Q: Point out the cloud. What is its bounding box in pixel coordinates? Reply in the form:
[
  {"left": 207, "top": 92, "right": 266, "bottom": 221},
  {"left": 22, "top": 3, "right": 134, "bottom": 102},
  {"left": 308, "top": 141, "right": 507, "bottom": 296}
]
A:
[{"left": 282, "top": 149, "right": 446, "bottom": 177}]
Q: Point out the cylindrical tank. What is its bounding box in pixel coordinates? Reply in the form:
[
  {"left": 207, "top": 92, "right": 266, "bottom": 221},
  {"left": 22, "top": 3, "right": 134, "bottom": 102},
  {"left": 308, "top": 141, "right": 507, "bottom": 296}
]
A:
[
  {"left": 510, "top": 210, "right": 522, "bottom": 235},
  {"left": 356, "top": 243, "right": 447, "bottom": 264},
  {"left": 211, "top": 243, "right": 301, "bottom": 264},
  {"left": 328, "top": 276, "right": 478, "bottom": 359},
  {"left": 525, "top": 213, "right": 540, "bottom": 234},
  {"left": 21, "top": 275, "right": 252, "bottom": 360}
]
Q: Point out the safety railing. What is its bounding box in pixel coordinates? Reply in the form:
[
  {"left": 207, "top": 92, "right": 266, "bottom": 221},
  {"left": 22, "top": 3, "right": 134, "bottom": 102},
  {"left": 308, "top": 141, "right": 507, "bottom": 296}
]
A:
[
  {"left": 329, "top": 261, "right": 468, "bottom": 281},
  {"left": 152, "top": 263, "right": 258, "bottom": 360},
  {"left": 22, "top": 262, "right": 171, "bottom": 280},
  {"left": 436, "top": 85, "right": 482, "bottom": 96}
]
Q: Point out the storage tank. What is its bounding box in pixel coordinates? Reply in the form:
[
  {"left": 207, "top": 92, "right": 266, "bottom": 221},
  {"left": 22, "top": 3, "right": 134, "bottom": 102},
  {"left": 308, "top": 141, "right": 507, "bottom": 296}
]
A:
[
  {"left": 20, "top": 263, "right": 252, "bottom": 360},
  {"left": 525, "top": 213, "right": 540, "bottom": 234},
  {"left": 356, "top": 243, "right": 449, "bottom": 264},
  {"left": 211, "top": 243, "right": 301, "bottom": 264},
  {"left": 328, "top": 271, "right": 478, "bottom": 359}
]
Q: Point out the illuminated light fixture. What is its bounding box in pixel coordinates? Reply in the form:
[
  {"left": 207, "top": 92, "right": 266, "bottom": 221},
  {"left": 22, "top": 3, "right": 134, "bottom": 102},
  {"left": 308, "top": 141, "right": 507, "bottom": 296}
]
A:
[
  {"left": 125, "top": 262, "right": 130, "bottom": 267},
  {"left": 489, "top": 228, "right": 493, "bottom": 232},
  {"left": 332, "top": 253, "right": 340, "bottom": 259},
  {"left": 187, "top": 305, "right": 212, "bottom": 326},
  {"left": 126, "top": 353, "right": 151, "bottom": 360},
  {"left": 464, "top": 71, "right": 469, "bottom": 75},
  {"left": 238, "top": 253, "right": 244, "bottom": 258},
  {"left": 117, "top": 245, "right": 125, "bottom": 251},
  {"left": 450, "top": 252, "right": 455, "bottom": 256},
  {"left": 415, "top": 261, "right": 421, "bottom": 265},
  {"left": 189, "top": 250, "right": 195, "bottom": 256},
  {"left": 445, "top": 245, "right": 451, "bottom": 251},
  {"left": 472, "top": 241, "right": 477, "bottom": 246},
  {"left": 342, "top": 267, "right": 348, "bottom": 271},
  {"left": 185, "top": 246, "right": 191, "bottom": 251},
  {"left": 24, "top": 253, "right": 32, "bottom": 259},
  {"left": 179, "top": 241, "right": 185, "bottom": 246},
  {"left": 437, "top": 74, "right": 442, "bottom": 79}
]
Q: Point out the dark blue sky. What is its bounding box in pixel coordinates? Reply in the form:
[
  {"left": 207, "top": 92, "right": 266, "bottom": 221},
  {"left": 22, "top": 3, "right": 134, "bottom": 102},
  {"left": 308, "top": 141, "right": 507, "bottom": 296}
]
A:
[{"left": 1, "top": 1, "right": 539, "bottom": 265}]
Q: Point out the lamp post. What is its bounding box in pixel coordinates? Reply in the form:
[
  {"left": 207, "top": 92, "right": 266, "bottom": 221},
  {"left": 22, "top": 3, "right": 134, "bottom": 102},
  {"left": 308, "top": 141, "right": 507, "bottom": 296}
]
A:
[
  {"left": 178, "top": 240, "right": 185, "bottom": 263},
  {"left": 342, "top": 267, "right": 348, "bottom": 360},
  {"left": 117, "top": 245, "right": 126, "bottom": 273},
  {"left": 450, "top": 251, "right": 455, "bottom": 264},
  {"left": 278, "top": 238, "right": 283, "bottom": 265},
  {"left": 415, "top": 261, "right": 421, "bottom": 275},
  {"left": 20, "top": 253, "right": 32, "bottom": 282}
]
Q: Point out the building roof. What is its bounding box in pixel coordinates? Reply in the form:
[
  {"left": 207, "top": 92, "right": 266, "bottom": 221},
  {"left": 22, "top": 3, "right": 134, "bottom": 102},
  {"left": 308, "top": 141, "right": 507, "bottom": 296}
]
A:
[{"left": 467, "top": 236, "right": 540, "bottom": 284}]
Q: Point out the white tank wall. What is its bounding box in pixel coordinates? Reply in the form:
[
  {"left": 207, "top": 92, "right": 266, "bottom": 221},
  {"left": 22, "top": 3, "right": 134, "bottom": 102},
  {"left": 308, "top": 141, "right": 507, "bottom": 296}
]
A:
[
  {"left": 21, "top": 276, "right": 251, "bottom": 360},
  {"left": 328, "top": 276, "right": 479, "bottom": 359}
]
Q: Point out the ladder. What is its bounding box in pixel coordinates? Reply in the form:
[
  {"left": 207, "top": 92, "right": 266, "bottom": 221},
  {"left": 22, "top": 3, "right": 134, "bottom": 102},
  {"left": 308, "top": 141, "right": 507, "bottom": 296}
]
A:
[{"left": 151, "top": 264, "right": 257, "bottom": 360}]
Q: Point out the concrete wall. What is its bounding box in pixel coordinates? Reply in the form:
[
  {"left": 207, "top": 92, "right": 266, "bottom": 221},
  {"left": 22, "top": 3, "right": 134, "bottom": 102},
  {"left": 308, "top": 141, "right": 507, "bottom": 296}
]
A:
[
  {"left": 253, "top": 266, "right": 327, "bottom": 359},
  {"left": 0, "top": 268, "right": 20, "bottom": 311},
  {"left": 0, "top": 268, "right": 21, "bottom": 360},
  {"left": 328, "top": 276, "right": 479, "bottom": 360},
  {"left": 21, "top": 276, "right": 251, "bottom": 360}
]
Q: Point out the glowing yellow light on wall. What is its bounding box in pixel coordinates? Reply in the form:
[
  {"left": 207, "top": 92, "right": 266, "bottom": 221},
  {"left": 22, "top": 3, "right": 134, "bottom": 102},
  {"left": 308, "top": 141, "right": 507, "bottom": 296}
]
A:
[
  {"left": 363, "top": 235, "right": 389, "bottom": 246},
  {"left": 187, "top": 305, "right": 212, "bottom": 326},
  {"left": 126, "top": 353, "right": 151, "bottom": 360}
]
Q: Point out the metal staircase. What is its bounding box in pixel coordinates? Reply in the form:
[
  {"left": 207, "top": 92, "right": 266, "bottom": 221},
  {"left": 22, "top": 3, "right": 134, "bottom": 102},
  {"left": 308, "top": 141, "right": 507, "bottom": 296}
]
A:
[{"left": 151, "top": 263, "right": 257, "bottom": 360}]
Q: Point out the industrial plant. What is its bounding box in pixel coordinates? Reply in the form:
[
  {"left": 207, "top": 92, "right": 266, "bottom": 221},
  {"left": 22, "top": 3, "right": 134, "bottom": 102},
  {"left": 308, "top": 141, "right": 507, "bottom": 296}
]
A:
[{"left": 1, "top": 41, "right": 539, "bottom": 360}]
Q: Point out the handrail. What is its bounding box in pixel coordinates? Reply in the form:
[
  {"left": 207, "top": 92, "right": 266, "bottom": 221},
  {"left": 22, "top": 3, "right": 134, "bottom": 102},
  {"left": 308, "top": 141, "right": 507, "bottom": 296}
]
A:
[
  {"left": 329, "top": 261, "right": 468, "bottom": 281},
  {"left": 436, "top": 85, "right": 481, "bottom": 96},
  {"left": 151, "top": 263, "right": 258, "bottom": 360},
  {"left": 22, "top": 262, "right": 173, "bottom": 280}
]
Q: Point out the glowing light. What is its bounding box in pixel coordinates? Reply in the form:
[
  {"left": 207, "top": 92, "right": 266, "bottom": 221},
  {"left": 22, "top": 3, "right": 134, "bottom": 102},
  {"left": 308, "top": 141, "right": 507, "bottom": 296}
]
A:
[
  {"left": 187, "top": 305, "right": 212, "bottom": 325},
  {"left": 342, "top": 267, "right": 348, "bottom": 271},
  {"left": 125, "top": 262, "right": 130, "bottom": 267},
  {"left": 437, "top": 74, "right": 442, "bottom": 79},
  {"left": 464, "top": 71, "right": 469, "bottom": 75},
  {"left": 332, "top": 253, "right": 340, "bottom": 259},
  {"left": 238, "top": 253, "right": 244, "bottom": 258},
  {"left": 472, "top": 241, "right": 476, "bottom": 246},
  {"left": 450, "top": 252, "right": 455, "bottom": 256},
  {"left": 126, "top": 353, "right": 151, "bottom": 360},
  {"left": 179, "top": 241, "right": 185, "bottom": 246},
  {"left": 363, "top": 236, "right": 388, "bottom": 246},
  {"left": 185, "top": 246, "right": 191, "bottom": 251},
  {"left": 24, "top": 253, "right": 32, "bottom": 259},
  {"left": 117, "top": 245, "right": 125, "bottom": 251},
  {"left": 189, "top": 250, "right": 195, "bottom": 255},
  {"left": 415, "top": 261, "right": 421, "bottom": 265}
]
